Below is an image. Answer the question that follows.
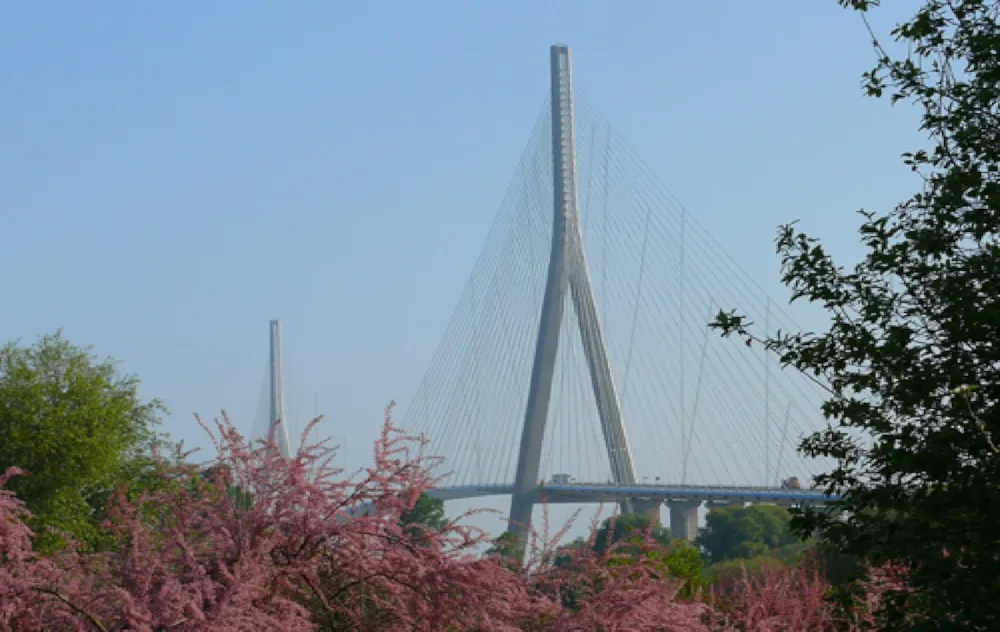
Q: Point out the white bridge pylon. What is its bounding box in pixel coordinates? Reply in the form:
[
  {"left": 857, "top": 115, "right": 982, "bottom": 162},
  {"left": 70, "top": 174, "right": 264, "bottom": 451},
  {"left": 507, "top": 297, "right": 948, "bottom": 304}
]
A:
[
  {"left": 397, "top": 43, "right": 838, "bottom": 549},
  {"left": 508, "top": 45, "right": 644, "bottom": 543}
]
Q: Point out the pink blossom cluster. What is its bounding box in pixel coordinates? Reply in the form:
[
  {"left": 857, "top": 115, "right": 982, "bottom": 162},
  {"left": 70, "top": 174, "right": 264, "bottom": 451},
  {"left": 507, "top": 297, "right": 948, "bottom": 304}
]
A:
[
  {"left": 0, "top": 407, "right": 907, "bottom": 630},
  {"left": 708, "top": 560, "right": 909, "bottom": 631}
]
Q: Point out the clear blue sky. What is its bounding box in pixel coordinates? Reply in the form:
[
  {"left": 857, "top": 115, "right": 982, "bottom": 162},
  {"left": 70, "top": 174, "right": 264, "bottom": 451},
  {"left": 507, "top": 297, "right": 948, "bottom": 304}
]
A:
[{"left": 1, "top": 2, "right": 921, "bottom": 533}]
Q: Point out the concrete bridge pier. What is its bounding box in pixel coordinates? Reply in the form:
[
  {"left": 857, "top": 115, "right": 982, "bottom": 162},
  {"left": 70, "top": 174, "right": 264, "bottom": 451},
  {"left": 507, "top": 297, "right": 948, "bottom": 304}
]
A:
[
  {"left": 668, "top": 500, "right": 702, "bottom": 541},
  {"left": 631, "top": 498, "right": 663, "bottom": 521}
]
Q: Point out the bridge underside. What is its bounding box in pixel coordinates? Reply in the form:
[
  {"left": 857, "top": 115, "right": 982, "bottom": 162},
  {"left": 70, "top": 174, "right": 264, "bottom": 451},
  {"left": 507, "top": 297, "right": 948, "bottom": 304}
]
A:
[
  {"left": 432, "top": 483, "right": 834, "bottom": 541},
  {"left": 431, "top": 484, "right": 833, "bottom": 506}
]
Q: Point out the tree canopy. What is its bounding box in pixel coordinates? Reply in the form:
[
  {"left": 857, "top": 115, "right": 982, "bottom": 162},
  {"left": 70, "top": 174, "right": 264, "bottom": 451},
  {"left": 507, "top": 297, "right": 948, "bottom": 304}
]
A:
[
  {"left": 399, "top": 491, "right": 448, "bottom": 540},
  {"left": 0, "top": 332, "right": 165, "bottom": 549},
  {"left": 696, "top": 504, "right": 798, "bottom": 563},
  {"left": 593, "top": 512, "right": 672, "bottom": 555},
  {"left": 0, "top": 410, "right": 909, "bottom": 630},
  {"left": 714, "top": 0, "right": 1000, "bottom": 627}
]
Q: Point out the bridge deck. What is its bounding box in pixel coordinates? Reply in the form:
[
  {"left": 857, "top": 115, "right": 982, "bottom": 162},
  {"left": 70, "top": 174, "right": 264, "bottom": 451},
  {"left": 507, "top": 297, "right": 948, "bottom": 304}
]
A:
[{"left": 428, "top": 482, "right": 837, "bottom": 505}]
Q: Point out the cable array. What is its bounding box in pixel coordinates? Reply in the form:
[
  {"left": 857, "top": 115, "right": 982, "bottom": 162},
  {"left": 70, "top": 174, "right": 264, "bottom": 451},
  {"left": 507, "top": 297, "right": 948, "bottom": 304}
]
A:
[
  {"left": 251, "top": 363, "right": 273, "bottom": 446},
  {"left": 399, "top": 93, "right": 837, "bottom": 490},
  {"left": 400, "top": 103, "right": 556, "bottom": 487}
]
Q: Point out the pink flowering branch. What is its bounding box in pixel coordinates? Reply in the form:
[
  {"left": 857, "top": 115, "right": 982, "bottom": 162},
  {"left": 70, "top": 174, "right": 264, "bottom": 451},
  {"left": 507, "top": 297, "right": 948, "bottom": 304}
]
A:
[{"left": 0, "top": 405, "right": 916, "bottom": 631}]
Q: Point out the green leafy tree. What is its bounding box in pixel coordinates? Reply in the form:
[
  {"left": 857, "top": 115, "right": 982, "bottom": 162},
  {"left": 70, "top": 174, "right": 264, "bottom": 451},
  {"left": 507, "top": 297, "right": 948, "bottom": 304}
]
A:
[
  {"left": 485, "top": 531, "right": 524, "bottom": 567},
  {"left": 657, "top": 539, "right": 709, "bottom": 598},
  {"left": 557, "top": 528, "right": 705, "bottom": 603},
  {"left": 713, "top": 0, "right": 1000, "bottom": 627},
  {"left": 590, "top": 514, "right": 707, "bottom": 598},
  {"left": 597, "top": 535, "right": 707, "bottom": 600},
  {"left": 706, "top": 554, "right": 790, "bottom": 586},
  {"left": 0, "top": 332, "right": 165, "bottom": 550},
  {"left": 551, "top": 536, "right": 589, "bottom": 568},
  {"left": 593, "top": 512, "right": 672, "bottom": 555},
  {"left": 399, "top": 492, "right": 448, "bottom": 540},
  {"left": 697, "top": 504, "right": 798, "bottom": 563},
  {"left": 811, "top": 540, "right": 866, "bottom": 587}
]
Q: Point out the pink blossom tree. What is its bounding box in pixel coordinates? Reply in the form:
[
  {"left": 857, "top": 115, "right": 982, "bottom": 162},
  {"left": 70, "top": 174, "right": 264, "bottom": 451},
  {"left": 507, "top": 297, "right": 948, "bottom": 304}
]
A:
[
  {"left": 0, "top": 405, "right": 909, "bottom": 630},
  {"left": 0, "top": 406, "right": 530, "bottom": 630},
  {"left": 709, "top": 558, "right": 910, "bottom": 631}
]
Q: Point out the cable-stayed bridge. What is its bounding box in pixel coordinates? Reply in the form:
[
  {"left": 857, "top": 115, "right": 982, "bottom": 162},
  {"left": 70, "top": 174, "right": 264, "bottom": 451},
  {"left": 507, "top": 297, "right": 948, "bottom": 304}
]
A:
[
  {"left": 398, "top": 45, "right": 839, "bottom": 543},
  {"left": 248, "top": 45, "right": 839, "bottom": 545},
  {"left": 248, "top": 314, "right": 834, "bottom": 539}
]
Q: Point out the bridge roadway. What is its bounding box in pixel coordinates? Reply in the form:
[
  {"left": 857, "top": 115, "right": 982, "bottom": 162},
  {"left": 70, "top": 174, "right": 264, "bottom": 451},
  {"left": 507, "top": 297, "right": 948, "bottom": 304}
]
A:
[
  {"left": 428, "top": 482, "right": 834, "bottom": 504},
  {"left": 427, "top": 482, "right": 839, "bottom": 540}
]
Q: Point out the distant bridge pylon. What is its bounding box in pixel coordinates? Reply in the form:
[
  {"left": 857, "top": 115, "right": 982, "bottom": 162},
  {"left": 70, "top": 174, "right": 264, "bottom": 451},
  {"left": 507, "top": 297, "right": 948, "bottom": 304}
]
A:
[
  {"left": 251, "top": 320, "right": 322, "bottom": 461},
  {"left": 267, "top": 319, "right": 291, "bottom": 460}
]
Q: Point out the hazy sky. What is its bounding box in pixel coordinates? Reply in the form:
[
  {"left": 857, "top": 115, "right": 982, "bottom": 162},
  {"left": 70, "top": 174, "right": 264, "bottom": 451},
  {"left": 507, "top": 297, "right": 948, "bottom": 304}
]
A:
[{"left": 2, "top": 2, "right": 922, "bottom": 535}]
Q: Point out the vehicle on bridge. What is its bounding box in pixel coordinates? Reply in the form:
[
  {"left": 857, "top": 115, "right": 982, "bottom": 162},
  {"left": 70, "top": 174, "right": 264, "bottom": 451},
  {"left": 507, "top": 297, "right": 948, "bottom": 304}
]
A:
[{"left": 781, "top": 477, "right": 802, "bottom": 490}]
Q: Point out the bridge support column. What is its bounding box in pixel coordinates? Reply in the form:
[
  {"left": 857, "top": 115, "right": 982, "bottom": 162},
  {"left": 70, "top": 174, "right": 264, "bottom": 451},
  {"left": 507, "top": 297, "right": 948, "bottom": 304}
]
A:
[
  {"left": 632, "top": 498, "right": 662, "bottom": 522},
  {"left": 668, "top": 500, "right": 701, "bottom": 541}
]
